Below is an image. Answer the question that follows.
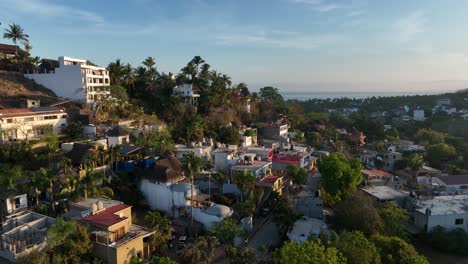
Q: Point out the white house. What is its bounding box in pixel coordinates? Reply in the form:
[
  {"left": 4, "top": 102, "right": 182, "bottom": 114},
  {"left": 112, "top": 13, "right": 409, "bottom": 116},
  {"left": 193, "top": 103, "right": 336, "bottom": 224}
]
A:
[
  {"left": 413, "top": 109, "right": 425, "bottom": 121},
  {"left": 0, "top": 107, "right": 67, "bottom": 141},
  {"left": 287, "top": 217, "right": 329, "bottom": 242},
  {"left": 173, "top": 84, "right": 200, "bottom": 106},
  {"left": 414, "top": 195, "right": 468, "bottom": 232},
  {"left": 25, "top": 56, "right": 110, "bottom": 104},
  {"left": 1, "top": 194, "right": 28, "bottom": 218},
  {"left": 106, "top": 126, "right": 130, "bottom": 147}
]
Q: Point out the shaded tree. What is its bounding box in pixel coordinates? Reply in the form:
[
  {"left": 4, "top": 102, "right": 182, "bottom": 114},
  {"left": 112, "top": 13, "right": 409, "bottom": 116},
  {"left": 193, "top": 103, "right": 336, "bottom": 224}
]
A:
[{"left": 271, "top": 240, "right": 346, "bottom": 264}]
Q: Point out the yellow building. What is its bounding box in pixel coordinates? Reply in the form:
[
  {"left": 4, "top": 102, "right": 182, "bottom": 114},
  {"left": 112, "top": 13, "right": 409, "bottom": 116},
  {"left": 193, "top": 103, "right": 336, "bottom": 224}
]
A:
[
  {"left": 65, "top": 198, "right": 154, "bottom": 264},
  {"left": 256, "top": 176, "right": 284, "bottom": 195}
]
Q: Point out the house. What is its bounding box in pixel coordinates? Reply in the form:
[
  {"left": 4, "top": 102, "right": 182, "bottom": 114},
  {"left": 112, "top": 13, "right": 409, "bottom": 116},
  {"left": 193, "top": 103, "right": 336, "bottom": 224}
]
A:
[
  {"left": 212, "top": 148, "right": 238, "bottom": 171},
  {"left": 139, "top": 157, "right": 193, "bottom": 217},
  {"left": 362, "top": 169, "right": 394, "bottom": 185},
  {"left": 463, "top": 114, "right": 468, "bottom": 121},
  {"left": 0, "top": 193, "right": 28, "bottom": 222},
  {"left": 413, "top": 195, "right": 468, "bottom": 232},
  {"left": 25, "top": 56, "right": 111, "bottom": 104},
  {"left": 0, "top": 211, "right": 56, "bottom": 262},
  {"left": 242, "top": 146, "right": 273, "bottom": 161},
  {"left": 271, "top": 148, "right": 316, "bottom": 171},
  {"left": 107, "top": 126, "right": 130, "bottom": 147},
  {"left": 293, "top": 188, "right": 323, "bottom": 219},
  {"left": 413, "top": 109, "right": 425, "bottom": 121},
  {"left": 418, "top": 165, "right": 442, "bottom": 177},
  {"left": 256, "top": 176, "right": 284, "bottom": 194},
  {"left": 173, "top": 84, "right": 200, "bottom": 106},
  {"left": 263, "top": 122, "right": 289, "bottom": 139},
  {"left": 357, "top": 150, "right": 378, "bottom": 168},
  {"left": 381, "top": 151, "right": 402, "bottom": 172},
  {"left": 239, "top": 127, "right": 258, "bottom": 147},
  {"left": 175, "top": 143, "right": 213, "bottom": 161},
  {"left": 361, "top": 186, "right": 408, "bottom": 205},
  {"left": 64, "top": 198, "right": 154, "bottom": 264},
  {"left": 0, "top": 107, "right": 67, "bottom": 141},
  {"left": 230, "top": 155, "right": 272, "bottom": 179},
  {"left": 0, "top": 43, "right": 19, "bottom": 58},
  {"left": 287, "top": 217, "right": 329, "bottom": 243}
]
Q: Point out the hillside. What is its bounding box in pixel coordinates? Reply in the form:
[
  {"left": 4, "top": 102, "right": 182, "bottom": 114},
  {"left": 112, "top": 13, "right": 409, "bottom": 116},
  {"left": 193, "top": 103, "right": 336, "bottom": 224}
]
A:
[{"left": 0, "top": 70, "right": 62, "bottom": 108}]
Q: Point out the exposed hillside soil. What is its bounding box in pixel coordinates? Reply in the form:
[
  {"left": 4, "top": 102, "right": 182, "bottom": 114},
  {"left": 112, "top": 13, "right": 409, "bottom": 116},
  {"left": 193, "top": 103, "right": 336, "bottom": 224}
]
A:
[{"left": 0, "top": 70, "right": 62, "bottom": 108}]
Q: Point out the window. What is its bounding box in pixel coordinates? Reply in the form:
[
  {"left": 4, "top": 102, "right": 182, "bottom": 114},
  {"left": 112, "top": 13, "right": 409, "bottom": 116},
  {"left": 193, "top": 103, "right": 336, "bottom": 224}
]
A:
[
  {"left": 15, "top": 198, "right": 21, "bottom": 208},
  {"left": 6, "top": 119, "right": 12, "bottom": 123},
  {"left": 455, "top": 219, "right": 464, "bottom": 225},
  {"left": 44, "top": 115, "right": 57, "bottom": 120},
  {"left": 24, "top": 117, "right": 34, "bottom": 122}
]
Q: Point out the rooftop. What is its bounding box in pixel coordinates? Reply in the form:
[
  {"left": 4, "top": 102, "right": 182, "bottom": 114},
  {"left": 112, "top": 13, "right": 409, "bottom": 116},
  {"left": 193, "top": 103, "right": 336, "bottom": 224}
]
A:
[
  {"left": 361, "top": 186, "right": 408, "bottom": 201},
  {"left": 231, "top": 160, "right": 272, "bottom": 171},
  {"left": 420, "top": 165, "right": 442, "bottom": 174},
  {"left": 256, "top": 176, "right": 283, "bottom": 187},
  {"left": 84, "top": 203, "right": 131, "bottom": 227},
  {"left": 415, "top": 195, "right": 468, "bottom": 215},
  {"left": 0, "top": 107, "right": 63, "bottom": 118},
  {"left": 362, "top": 169, "right": 393, "bottom": 177},
  {"left": 288, "top": 217, "right": 327, "bottom": 239},
  {"left": 0, "top": 43, "right": 19, "bottom": 54},
  {"left": 437, "top": 175, "right": 468, "bottom": 186}
]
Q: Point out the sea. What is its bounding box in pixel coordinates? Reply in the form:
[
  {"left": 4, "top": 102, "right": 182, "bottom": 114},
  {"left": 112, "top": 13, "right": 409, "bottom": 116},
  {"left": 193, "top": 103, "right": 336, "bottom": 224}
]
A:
[{"left": 281, "top": 91, "right": 440, "bottom": 101}]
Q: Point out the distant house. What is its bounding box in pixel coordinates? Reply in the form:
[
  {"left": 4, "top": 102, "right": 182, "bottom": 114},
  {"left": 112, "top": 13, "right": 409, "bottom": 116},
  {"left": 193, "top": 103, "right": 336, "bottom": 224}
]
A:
[
  {"left": 380, "top": 151, "right": 402, "bottom": 172},
  {"left": 175, "top": 143, "right": 213, "bottom": 161},
  {"left": 0, "top": 107, "right": 67, "bottom": 142},
  {"left": 64, "top": 198, "right": 155, "bottom": 264},
  {"left": 362, "top": 169, "right": 394, "bottom": 185},
  {"left": 0, "top": 43, "right": 20, "bottom": 59},
  {"left": 256, "top": 175, "right": 284, "bottom": 194},
  {"left": 436, "top": 175, "right": 468, "bottom": 194},
  {"left": 413, "top": 109, "right": 425, "bottom": 121},
  {"left": 107, "top": 126, "right": 130, "bottom": 147},
  {"left": 242, "top": 146, "right": 273, "bottom": 161},
  {"left": 173, "top": 84, "right": 200, "bottom": 106},
  {"left": 0, "top": 193, "right": 28, "bottom": 220},
  {"left": 413, "top": 195, "right": 468, "bottom": 232},
  {"left": 271, "top": 149, "right": 317, "bottom": 171},
  {"left": 0, "top": 211, "right": 56, "bottom": 262},
  {"left": 230, "top": 156, "right": 272, "bottom": 179},
  {"left": 212, "top": 148, "right": 238, "bottom": 171},
  {"left": 293, "top": 188, "right": 323, "bottom": 219}
]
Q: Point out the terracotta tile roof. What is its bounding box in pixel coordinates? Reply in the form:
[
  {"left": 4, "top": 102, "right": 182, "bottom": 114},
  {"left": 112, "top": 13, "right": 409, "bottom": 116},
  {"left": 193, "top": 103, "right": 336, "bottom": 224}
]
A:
[
  {"left": 0, "top": 107, "right": 63, "bottom": 118},
  {"left": 84, "top": 204, "right": 131, "bottom": 227},
  {"left": 362, "top": 169, "right": 393, "bottom": 177},
  {"left": 256, "top": 176, "right": 282, "bottom": 187}
]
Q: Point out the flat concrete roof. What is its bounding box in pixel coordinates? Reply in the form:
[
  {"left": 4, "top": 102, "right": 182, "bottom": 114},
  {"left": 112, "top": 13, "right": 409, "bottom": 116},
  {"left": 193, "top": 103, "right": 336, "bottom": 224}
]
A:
[
  {"left": 361, "top": 186, "right": 408, "bottom": 201},
  {"left": 415, "top": 195, "right": 468, "bottom": 215}
]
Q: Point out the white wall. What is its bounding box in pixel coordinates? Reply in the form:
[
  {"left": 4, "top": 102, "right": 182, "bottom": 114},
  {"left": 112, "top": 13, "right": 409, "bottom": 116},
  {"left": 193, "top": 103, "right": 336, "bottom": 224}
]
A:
[
  {"left": 0, "top": 114, "right": 67, "bottom": 141},
  {"left": 107, "top": 135, "right": 129, "bottom": 147},
  {"left": 26, "top": 65, "right": 83, "bottom": 101},
  {"left": 6, "top": 194, "right": 28, "bottom": 214},
  {"left": 415, "top": 211, "right": 468, "bottom": 232}
]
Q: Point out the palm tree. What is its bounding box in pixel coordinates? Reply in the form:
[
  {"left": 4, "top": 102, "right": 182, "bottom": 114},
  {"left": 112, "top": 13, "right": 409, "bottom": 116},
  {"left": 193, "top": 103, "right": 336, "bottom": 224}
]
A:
[
  {"left": 123, "top": 63, "right": 135, "bottom": 91},
  {"left": 143, "top": 57, "right": 156, "bottom": 70},
  {"left": 79, "top": 166, "right": 114, "bottom": 201},
  {"left": 232, "top": 170, "right": 257, "bottom": 202},
  {"left": 107, "top": 59, "right": 125, "bottom": 85},
  {"left": 3, "top": 23, "right": 29, "bottom": 53},
  {"left": 144, "top": 211, "right": 173, "bottom": 253},
  {"left": 184, "top": 151, "right": 201, "bottom": 226},
  {"left": 407, "top": 153, "right": 424, "bottom": 190}
]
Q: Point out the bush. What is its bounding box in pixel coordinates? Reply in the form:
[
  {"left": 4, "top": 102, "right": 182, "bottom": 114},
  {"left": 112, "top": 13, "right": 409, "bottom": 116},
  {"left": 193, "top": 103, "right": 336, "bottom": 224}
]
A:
[{"left": 422, "top": 226, "right": 468, "bottom": 256}]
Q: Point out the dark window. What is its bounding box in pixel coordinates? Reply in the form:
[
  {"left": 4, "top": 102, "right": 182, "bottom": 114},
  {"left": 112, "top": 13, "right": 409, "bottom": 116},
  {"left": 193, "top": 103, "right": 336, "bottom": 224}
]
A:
[
  {"left": 455, "top": 219, "right": 464, "bottom": 225},
  {"left": 15, "top": 197, "right": 20, "bottom": 208},
  {"left": 6, "top": 119, "right": 12, "bottom": 123},
  {"left": 44, "top": 115, "right": 57, "bottom": 120}
]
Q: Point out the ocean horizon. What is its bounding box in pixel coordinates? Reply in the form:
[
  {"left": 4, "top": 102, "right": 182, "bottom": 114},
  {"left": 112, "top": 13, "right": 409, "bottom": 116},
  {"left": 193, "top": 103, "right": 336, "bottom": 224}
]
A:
[{"left": 280, "top": 91, "right": 444, "bottom": 100}]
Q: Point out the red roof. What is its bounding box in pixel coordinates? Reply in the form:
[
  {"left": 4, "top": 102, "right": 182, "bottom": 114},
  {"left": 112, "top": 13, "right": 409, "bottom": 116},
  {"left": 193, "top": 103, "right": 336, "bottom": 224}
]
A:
[
  {"left": 0, "top": 43, "right": 19, "bottom": 54},
  {"left": 256, "top": 176, "right": 282, "bottom": 187},
  {"left": 362, "top": 169, "right": 393, "bottom": 177},
  {"left": 84, "top": 204, "right": 131, "bottom": 227}
]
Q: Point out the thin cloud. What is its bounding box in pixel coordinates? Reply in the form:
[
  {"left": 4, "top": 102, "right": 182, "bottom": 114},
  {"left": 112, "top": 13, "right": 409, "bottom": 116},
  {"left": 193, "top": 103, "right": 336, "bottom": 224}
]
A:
[
  {"left": 290, "top": 0, "right": 342, "bottom": 12},
  {"left": 2, "top": 0, "right": 105, "bottom": 24},
  {"left": 392, "top": 10, "right": 427, "bottom": 43}
]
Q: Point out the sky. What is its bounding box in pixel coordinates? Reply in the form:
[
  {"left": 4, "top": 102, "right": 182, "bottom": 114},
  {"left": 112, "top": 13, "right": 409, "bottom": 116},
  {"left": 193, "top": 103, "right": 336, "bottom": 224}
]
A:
[{"left": 1, "top": 0, "right": 468, "bottom": 93}]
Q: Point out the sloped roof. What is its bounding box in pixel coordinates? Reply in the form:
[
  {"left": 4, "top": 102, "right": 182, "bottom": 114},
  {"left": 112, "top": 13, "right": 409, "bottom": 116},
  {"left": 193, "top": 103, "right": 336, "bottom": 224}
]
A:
[
  {"left": 0, "top": 43, "right": 18, "bottom": 54},
  {"left": 437, "top": 175, "right": 468, "bottom": 186},
  {"left": 84, "top": 204, "right": 131, "bottom": 227},
  {"left": 143, "top": 156, "right": 185, "bottom": 183}
]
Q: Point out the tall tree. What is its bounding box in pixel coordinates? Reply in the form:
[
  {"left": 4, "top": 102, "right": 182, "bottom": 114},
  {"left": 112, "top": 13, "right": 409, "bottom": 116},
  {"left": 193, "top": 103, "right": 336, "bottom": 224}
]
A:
[
  {"left": 317, "top": 153, "right": 363, "bottom": 204},
  {"left": 272, "top": 240, "right": 346, "bottom": 264},
  {"left": 3, "top": 23, "right": 29, "bottom": 53},
  {"left": 145, "top": 211, "right": 173, "bottom": 253},
  {"left": 407, "top": 153, "right": 424, "bottom": 189},
  {"left": 232, "top": 170, "right": 256, "bottom": 202},
  {"left": 335, "top": 231, "right": 381, "bottom": 264},
  {"left": 184, "top": 151, "right": 201, "bottom": 226}
]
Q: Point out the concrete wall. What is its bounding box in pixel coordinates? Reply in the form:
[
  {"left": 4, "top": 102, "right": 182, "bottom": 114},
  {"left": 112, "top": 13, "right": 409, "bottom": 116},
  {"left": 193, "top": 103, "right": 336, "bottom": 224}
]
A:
[
  {"left": 415, "top": 211, "right": 468, "bottom": 232},
  {"left": 140, "top": 180, "right": 193, "bottom": 217},
  {"left": 107, "top": 135, "right": 129, "bottom": 147},
  {"left": 0, "top": 114, "right": 67, "bottom": 141},
  {"left": 6, "top": 194, "right": 28, "bottom": 214}
]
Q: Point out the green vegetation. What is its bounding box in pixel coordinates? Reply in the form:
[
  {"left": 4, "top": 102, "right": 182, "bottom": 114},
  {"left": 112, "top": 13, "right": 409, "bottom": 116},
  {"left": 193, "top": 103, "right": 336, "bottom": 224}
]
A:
[
  {"left": 317, "top": 153, "right": 363, "bottom": 204},
  {"left": 271, "top": 240, "right": 346, "bottom": 264},
  {"left": 422, "top": 226, "right": 468, "bottom": 256},
  {"left": 209, "top": 217, "right": 244, "bottom": 245}
]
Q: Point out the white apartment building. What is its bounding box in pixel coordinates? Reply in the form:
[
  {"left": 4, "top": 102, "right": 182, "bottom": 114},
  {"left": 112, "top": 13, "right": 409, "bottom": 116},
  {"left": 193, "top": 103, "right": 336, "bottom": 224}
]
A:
[
  {"left": 173, "top": 84, "right": 200, "bottom": 106},
  {"left": 414, "top": 195, "right": 468, "bottom": 232},
  {"left": 0, "top": 107, "right": 67, "bottom": 141},
  {"left": 25, "top": 56, "right": 110, "bottom": 104}
]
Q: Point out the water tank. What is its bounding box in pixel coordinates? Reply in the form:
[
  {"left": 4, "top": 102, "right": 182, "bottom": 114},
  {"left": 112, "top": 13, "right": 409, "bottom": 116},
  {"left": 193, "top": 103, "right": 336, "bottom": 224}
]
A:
[
  {"left": 97, "top": 201, "right": 104, "bottom": 210},
  {"left": 91, "top": 203, "right": 98, "bottom": 213}
]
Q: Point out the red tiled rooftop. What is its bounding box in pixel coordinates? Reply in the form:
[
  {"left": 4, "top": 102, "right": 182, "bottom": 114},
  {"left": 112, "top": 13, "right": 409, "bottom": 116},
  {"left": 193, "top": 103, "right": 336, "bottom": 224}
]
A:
[
  {"left": 84, "top": 204, "right": 131, "bottom": 227},
  {"left": 437, "top": 175, "right": 468, "bottom": 186},
  {"left": 256, "top": 176, "right": 282, "bottom": 187},
  {"left": 0, "top": 107, "right": 62, "bottom": 118},
  {"left": 362, "top": 169, "right": 393, "bottom": 177}
]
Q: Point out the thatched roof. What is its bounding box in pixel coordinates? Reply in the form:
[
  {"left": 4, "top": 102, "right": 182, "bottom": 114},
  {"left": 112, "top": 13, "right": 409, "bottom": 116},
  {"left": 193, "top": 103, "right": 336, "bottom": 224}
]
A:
[{"left": 142, "top": 156, "right": 185, "bottom": 183}]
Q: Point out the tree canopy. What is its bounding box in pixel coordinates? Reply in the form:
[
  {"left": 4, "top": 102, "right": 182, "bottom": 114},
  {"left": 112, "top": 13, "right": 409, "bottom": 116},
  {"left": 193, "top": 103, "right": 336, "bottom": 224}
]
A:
[{"left": 272, "top": 240, "right": 346, "bottom": 264}]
